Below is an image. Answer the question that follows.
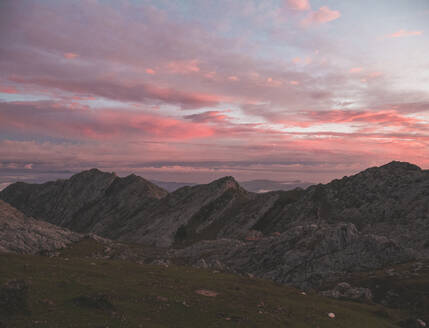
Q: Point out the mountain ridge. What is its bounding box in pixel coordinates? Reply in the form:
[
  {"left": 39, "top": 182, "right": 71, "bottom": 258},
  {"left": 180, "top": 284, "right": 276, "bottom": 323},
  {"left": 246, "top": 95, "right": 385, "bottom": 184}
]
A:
[{"left": 1, "top": 161, "right": 429, "bottom": 289}]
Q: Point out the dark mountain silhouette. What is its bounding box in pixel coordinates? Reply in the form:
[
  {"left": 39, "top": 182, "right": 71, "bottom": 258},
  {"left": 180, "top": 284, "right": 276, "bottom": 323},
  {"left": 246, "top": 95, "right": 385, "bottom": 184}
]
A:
[{"left": 1, "top": 161, "right": 428, "bottom": 289}]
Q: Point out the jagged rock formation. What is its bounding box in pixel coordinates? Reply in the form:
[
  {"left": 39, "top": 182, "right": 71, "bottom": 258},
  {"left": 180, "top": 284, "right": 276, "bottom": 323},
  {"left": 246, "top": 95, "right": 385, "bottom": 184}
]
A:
[
  {"left": 0, "top": 171, "right": 280, "bottom": 247},
  {"left": 0, "top": 200, "right": 81, "bottom": 254},
  {"left": 0, "top": 169, "right": 168, "bottom": 239},
  {"left": 1, "top": 161, "right": 428, "bottom": 288},
  {"left": 122, "top": 177, "right": 287, "bottom": 247},
  {"left": 253, "top": 161, "right": 429, "bottom": 257},
  {"left": 173, "top": 223, "right": 415, "bottom": 289}
]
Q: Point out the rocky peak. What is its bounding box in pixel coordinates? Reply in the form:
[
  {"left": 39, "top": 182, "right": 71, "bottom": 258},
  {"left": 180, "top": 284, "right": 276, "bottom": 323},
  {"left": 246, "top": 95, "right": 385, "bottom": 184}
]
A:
[
  {"left": 208, "top": 176, "right": 241, "bottom": 192},
  {"left": 70, "top": 168, "right": 117, "bottom": 182},
  {"left": 106, "top": 174, "right": 168, "bottom": 199},
  {"left": 361, "top": 161, "right": 422, "bottom": 179},
  {"left": 379, "top": 161, "right": 421, "bottom": 172}
]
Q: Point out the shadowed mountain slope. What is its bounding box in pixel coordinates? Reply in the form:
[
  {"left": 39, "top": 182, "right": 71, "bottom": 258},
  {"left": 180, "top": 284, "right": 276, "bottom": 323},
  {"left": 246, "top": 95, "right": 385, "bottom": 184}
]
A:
[
  {"left": 0, "top": 169, "right": 168, "bottom": 239},
  {"left": 0, "top": 200, "right": 81, "bottom": 254}
]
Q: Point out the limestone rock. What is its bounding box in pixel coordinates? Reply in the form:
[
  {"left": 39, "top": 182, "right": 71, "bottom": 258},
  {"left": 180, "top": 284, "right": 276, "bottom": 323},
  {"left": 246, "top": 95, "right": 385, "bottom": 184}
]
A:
[{"left": 0, "top": 200, "right": 81, "bottom": 254}]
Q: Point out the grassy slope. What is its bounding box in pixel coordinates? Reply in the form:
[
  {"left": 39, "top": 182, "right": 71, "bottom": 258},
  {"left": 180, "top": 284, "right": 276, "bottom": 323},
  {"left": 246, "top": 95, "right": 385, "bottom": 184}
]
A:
[{"left": 0, "top": 241, "right": 404, "bottom": 328}]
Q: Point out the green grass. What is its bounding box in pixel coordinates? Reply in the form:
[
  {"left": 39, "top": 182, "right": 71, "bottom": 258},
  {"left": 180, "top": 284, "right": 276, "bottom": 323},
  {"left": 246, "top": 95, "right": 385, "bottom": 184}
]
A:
[{"left": 0, "top": 241, "right": 405, "bottom": 327}]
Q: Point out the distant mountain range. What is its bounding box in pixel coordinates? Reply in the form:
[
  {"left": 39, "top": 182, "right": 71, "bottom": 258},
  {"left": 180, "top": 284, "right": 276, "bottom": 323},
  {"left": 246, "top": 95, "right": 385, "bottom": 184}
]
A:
[{"left": 1, "top": 161, "right": 428, "bottom": 290}]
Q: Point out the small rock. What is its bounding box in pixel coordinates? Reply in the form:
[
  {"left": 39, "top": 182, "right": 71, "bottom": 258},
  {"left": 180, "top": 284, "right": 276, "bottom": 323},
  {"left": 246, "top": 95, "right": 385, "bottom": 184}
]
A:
[
  {"left": 195, "top": 289, "right": 218, "bottom": 297},
  {"left": 196, "top": 258, "right": 208, "bottom": 269},
  {"left": 40, "top": 298, "right": 55, "bottom": 306},
  {"left": 320, "top": 282, "right": 372, "bottom": 301},
  {"left": 156, "top": 296, "right": 168, "bottom": 302}
]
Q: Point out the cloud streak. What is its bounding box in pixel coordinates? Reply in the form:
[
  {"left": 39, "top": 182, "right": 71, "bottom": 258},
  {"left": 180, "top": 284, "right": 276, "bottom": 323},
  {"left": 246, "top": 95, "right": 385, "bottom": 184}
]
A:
[
  {"left": 387, "top": 29, "right": 423, "bottom": 38},
  {"left": 302, "top": 6, "right": 341, "bottom": 25},
  {"left": 285, "top": 0, "right": 311, "bottom": 11}
]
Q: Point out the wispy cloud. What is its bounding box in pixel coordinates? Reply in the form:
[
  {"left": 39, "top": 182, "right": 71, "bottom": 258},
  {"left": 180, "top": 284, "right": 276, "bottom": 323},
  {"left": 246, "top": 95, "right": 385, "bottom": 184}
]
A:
[
  {"left": 302, "top": 6, "right": 341, "bottom": 25},
  {"left": 63, "top": 52, "right": 79, "bottom": 59},
  {"left": 285, "top": 0, "right": 311, "bottom": 11},
  {"left": 387, "top": 29, "right": 423, "bottom": 38}
]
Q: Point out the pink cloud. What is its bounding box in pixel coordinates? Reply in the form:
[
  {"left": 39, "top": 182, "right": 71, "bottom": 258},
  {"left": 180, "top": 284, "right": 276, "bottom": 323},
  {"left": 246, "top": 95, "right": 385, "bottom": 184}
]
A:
[
  {"left": 204, "top": 71, "right": 216, "bottom": 79},
  {"left": 368, "top": 72, "right": 382, "bottom": 78},
  {"left": 64, "top": 52, "right": 79, "bottom": 59},
  {"left": 146, "top": 68, "right": 156, "bottom": 75},
  {"left": 349, "top": 67, "right": 363, "bottom": 74},
  {"left": 305, "top": 109, "right": 422, "bottom": 128},
  {"left": 167, "top": 59, "right": 200, "bottom": 74},
  {"left": 184, "top": 111, "right": 230, "bottom": 123},
  {"left": 2, "top": 0, "right": 429, "bottom": 184},
  {"left": 285, "top": 0, "right": 311, "bottom": 11},
  {"left": 0, "top": 100, "right": 215, "bottom": 141},
  {"left": 387, "top": 29, "right": 423, "bottom": 38},
  {"left": 266, "top": 77, "right": 283, "bottom": 87},
  {"left": 0, "top": 86, "right": 18, "bottom": 94},
  {"left": 10, "top": 75, "right": 221, "bottom": 110},
  {"left": 303, "top": 6, "right": 341, "bottom": 25}
]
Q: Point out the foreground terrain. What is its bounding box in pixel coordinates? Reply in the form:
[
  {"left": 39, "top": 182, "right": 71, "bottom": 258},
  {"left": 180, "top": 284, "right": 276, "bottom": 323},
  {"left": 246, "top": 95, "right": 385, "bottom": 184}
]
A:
[{"left": 0, "top": 240, "right": 411, "bottom": 328}]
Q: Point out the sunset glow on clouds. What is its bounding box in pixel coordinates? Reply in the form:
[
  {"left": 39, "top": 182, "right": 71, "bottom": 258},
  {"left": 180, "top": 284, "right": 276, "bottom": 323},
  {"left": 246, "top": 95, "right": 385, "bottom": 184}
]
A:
[{"left": 0, "top": 0, "right": 429, "bottom": 184}]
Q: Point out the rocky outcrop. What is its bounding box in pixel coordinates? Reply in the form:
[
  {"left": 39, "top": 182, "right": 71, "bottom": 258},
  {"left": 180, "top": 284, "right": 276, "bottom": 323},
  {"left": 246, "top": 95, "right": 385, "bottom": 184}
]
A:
[
  {"left": 173, "top": 223, "right": 415, "bottom": 289},
  {"left": 320, "top": 282, "right": 372, "bottom": 301},
  {"left": 0, "top": 200, "right": 81, "bottom": 254},
  {"left": 252, "top": 161, "right": 429, "bottom": 257}
]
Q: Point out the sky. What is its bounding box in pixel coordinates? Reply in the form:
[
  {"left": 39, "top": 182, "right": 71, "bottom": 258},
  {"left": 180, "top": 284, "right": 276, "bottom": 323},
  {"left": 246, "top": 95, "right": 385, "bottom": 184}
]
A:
[{"left": 1, "top": 0, "right": 429, "bottom": 186}]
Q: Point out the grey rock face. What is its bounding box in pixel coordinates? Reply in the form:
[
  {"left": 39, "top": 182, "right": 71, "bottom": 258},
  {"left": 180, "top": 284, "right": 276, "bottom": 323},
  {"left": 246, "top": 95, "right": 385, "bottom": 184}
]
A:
[
  {"left": 0, "top": 169, "right": 168, "bottom": 239},
  {"left": 173, "top": 223, "right": 415, "bottom": 289},
  {"left": 254, "top": 161, "right": 429, "bottom": 257},
  {"left": 0, "top": 200, "right": 81, "bottom": 254},
  {"left": 1, "top": 171, "right": 278, "bottom": 247}
]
